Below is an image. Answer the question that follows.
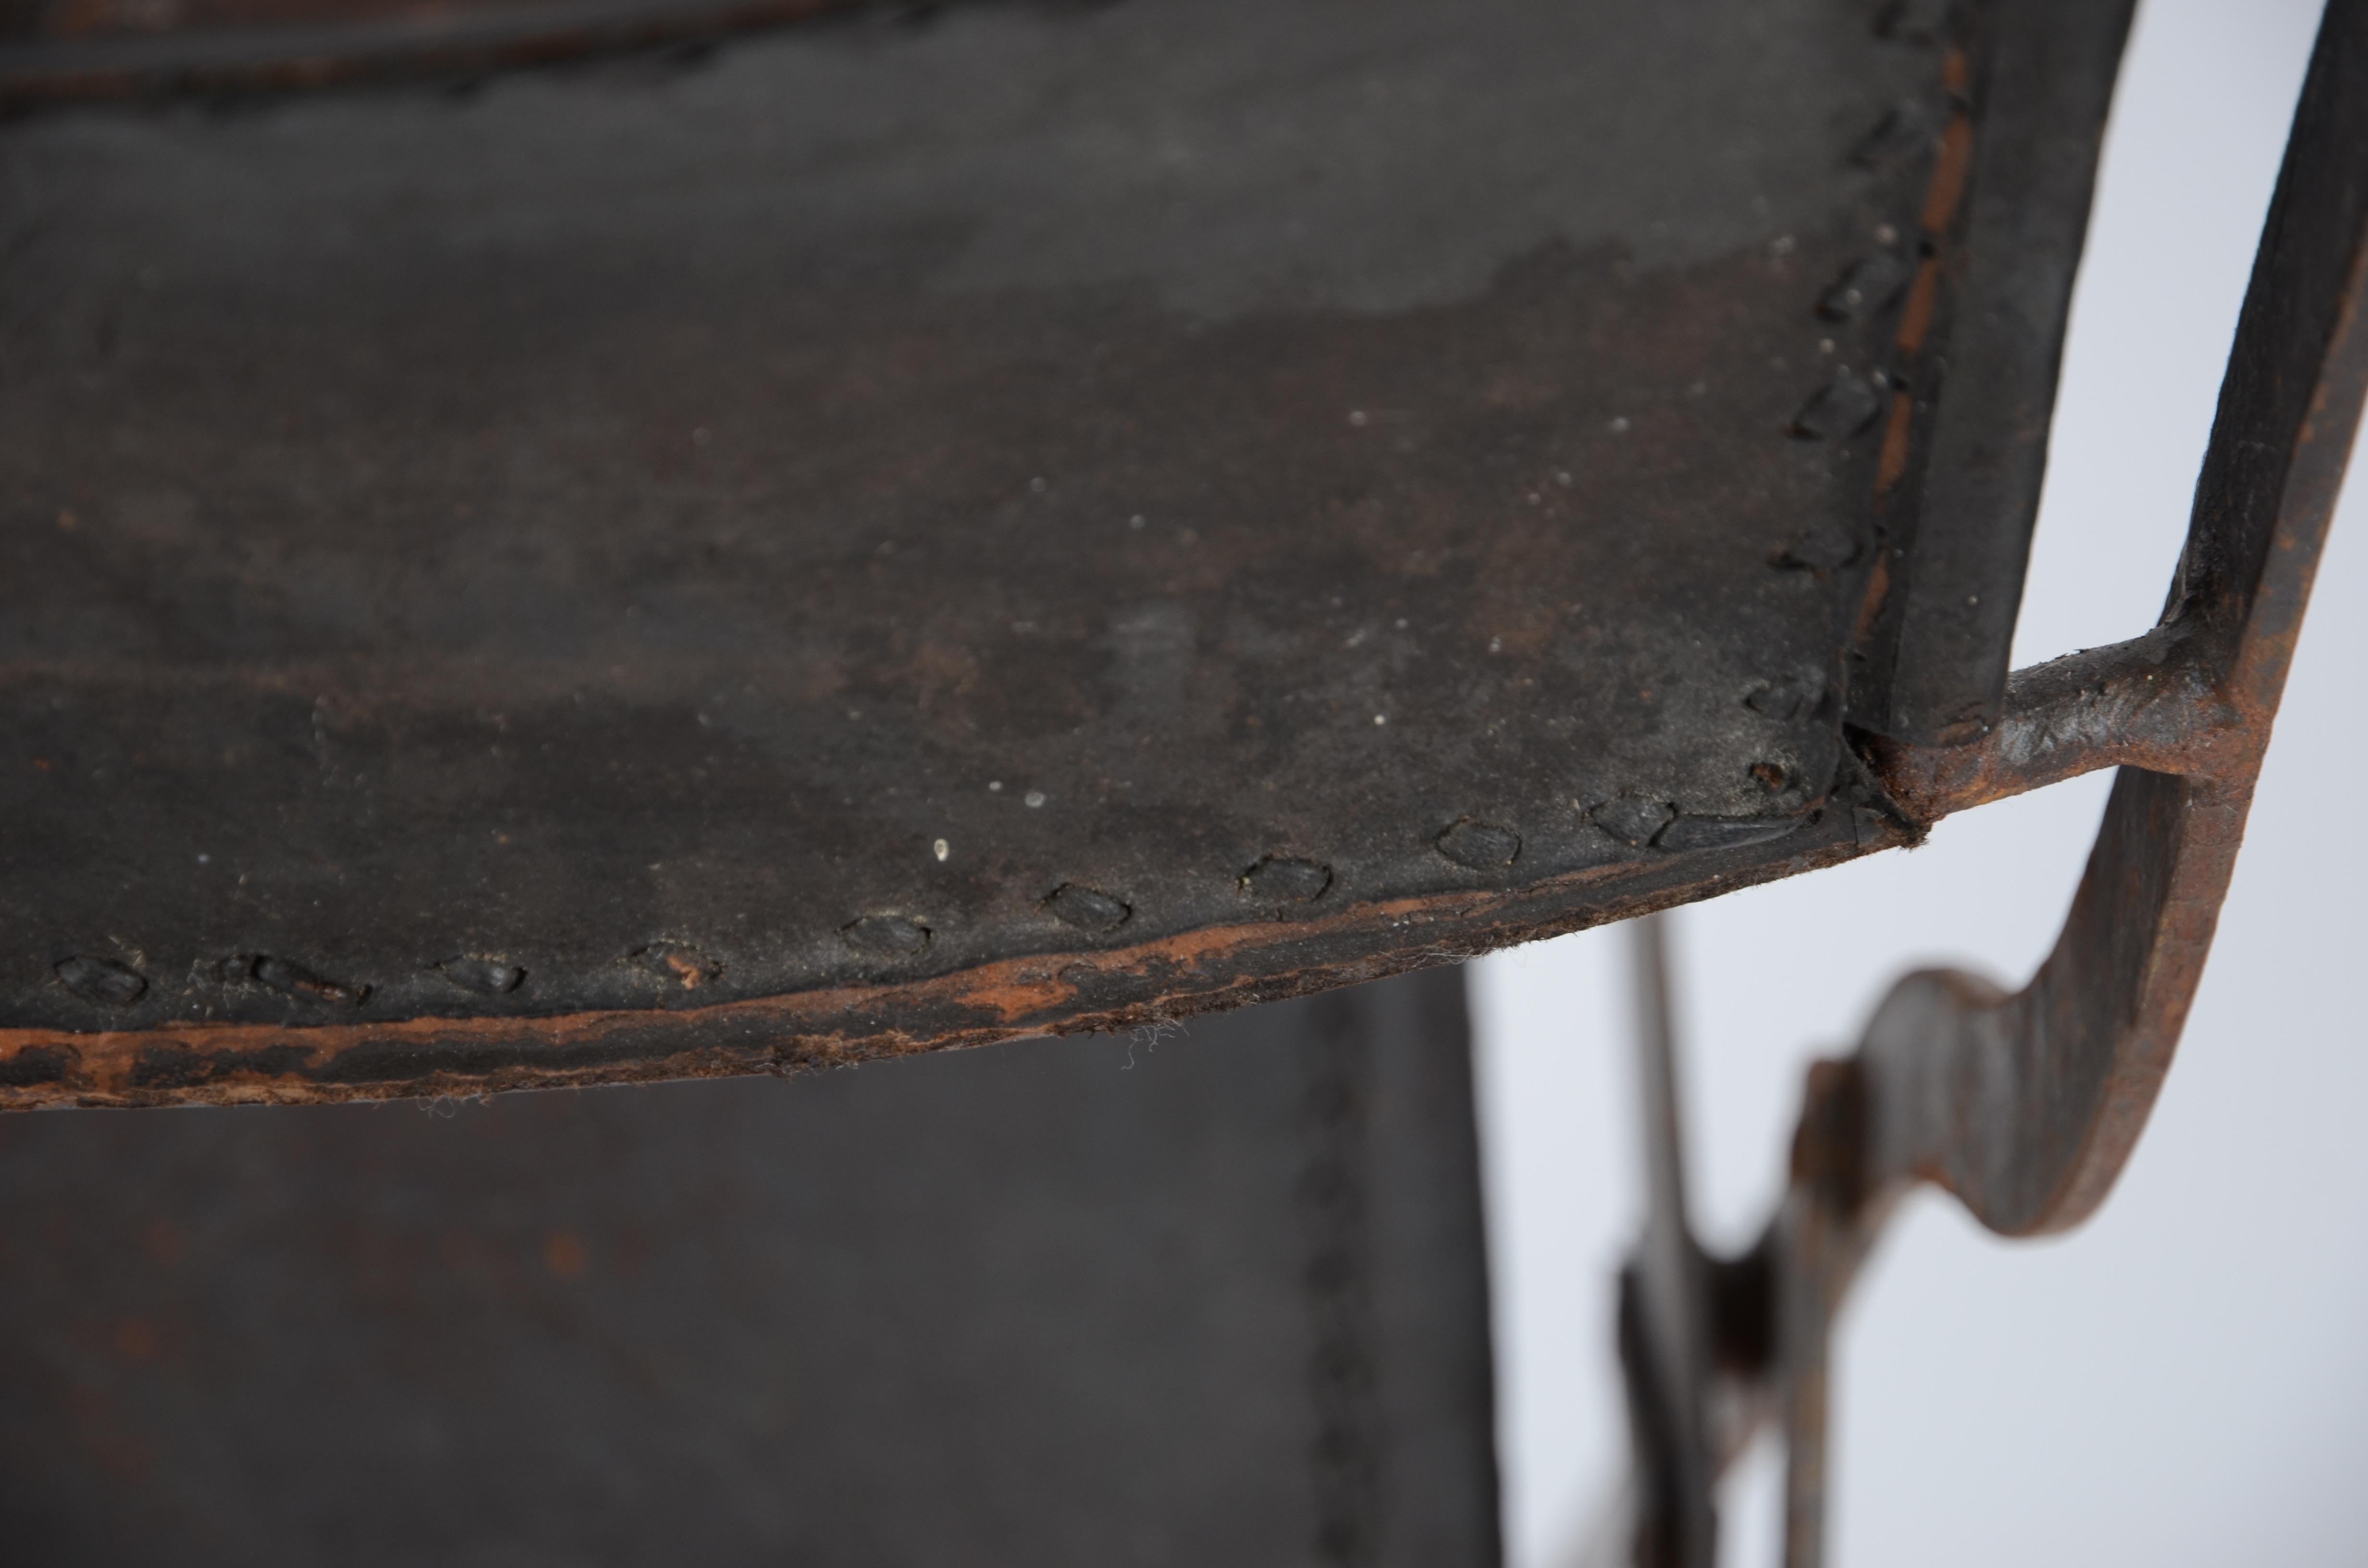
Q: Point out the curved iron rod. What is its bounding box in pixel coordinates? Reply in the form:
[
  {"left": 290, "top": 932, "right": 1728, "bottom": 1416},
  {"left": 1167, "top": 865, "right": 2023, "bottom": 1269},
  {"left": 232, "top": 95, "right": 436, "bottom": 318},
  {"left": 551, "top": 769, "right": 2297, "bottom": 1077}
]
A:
[
  {"left": 1773, "top": 3, "right": 2368, "bottom": 1560},
  {"left": 1612, "top": 5, "right": 2368, "bottom": 1565}
]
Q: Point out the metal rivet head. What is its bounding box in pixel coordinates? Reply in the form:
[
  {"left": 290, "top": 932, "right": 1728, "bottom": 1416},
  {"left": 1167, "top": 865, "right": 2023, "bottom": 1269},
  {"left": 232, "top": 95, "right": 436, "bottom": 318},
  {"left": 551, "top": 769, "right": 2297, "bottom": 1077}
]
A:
[
  {"left": 1789, "top": 372, "right": 1885, "bottom": 441},
  {"left": 438, "top": 957, "right": 525, "bottom": 995},
  {"left": 54, "top": 956, "right": 146, "bottom": 1006},
  {"left": 1241, "top": 856, "right": 1333, "bottom": 904},
  {"left": 1774, "top": 523, "right": 1863, "bottom": 572},
  {"left": 1046, "top": 884, "right": 1130, "bottom": 933},
  {"left": 1816, "top": 252, "right": 1910, "bottom": 320},
  {"left": 1434, "top": 818, "right": 1521, "bottom": 870},
  {"left": 843, "top": 915, "right": 932, "bottom": 957},
  {"left": 1848, "top": 98, "right": 1938, "bottom": 170},
  {"left": 228, "top": 954, "right": 369, "bottom": 1005},
  {"left": 1591, "top": 795, "right": 1676, "bottom": 848}
]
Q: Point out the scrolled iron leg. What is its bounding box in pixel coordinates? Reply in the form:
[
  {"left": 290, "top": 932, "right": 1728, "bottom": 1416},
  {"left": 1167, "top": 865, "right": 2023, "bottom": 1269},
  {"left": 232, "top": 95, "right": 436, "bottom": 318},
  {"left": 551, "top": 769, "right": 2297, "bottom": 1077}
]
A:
[{"left": 1616, "top": 2, "right": 2368, "bottom": 1560}]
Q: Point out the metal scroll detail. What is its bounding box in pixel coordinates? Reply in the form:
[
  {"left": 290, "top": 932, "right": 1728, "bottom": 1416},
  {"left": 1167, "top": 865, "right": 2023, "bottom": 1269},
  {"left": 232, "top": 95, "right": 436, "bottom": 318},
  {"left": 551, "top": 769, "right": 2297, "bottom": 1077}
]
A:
[{"left": 1617, "top": 2, "right": 2368, "bottom": 1563}]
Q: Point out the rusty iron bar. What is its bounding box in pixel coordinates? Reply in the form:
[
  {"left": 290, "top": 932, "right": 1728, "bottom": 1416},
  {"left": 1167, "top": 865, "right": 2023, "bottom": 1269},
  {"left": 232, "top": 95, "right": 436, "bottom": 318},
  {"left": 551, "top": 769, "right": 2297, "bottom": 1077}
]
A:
[{"left": 1620, "top": 1, "right": 2368, "bottom": 1563}]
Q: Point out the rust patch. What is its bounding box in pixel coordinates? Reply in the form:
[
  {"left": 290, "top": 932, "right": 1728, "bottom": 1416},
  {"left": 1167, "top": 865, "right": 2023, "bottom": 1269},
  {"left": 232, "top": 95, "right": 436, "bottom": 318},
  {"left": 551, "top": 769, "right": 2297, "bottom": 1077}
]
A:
[
  {"left": 1873, "top": 390, "right": 1917, "bottom": 496},
  {"left": 1920, "top": 113, "right": 1976, "bottom": 238},
  {"left": 1894, "top": 257, "right": 1943, "bottom": 355},
  {"left": 1940, "top": 44, "right": 1972, "bottom": 98}
]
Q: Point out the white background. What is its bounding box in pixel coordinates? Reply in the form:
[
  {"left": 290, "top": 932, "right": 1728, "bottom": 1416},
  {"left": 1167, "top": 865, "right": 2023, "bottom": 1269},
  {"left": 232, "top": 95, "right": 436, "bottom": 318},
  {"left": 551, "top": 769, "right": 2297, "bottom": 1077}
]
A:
[{"left": 1470, "top": 2, "right": 2368, "bottom": 1564}]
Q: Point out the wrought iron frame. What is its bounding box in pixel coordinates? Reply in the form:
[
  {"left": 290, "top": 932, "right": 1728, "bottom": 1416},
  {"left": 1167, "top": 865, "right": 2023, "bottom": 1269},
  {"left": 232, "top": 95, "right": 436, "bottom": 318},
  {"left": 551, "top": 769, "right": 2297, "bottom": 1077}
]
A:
[{"left": 1616, "top": 4, "right": 2368, "bottom": 1561}]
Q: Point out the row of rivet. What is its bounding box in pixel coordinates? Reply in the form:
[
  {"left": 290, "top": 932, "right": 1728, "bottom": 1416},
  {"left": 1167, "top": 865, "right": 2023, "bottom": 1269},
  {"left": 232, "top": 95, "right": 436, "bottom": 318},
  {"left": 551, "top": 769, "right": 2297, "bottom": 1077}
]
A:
[
  {"left": 32, "top": 55, "right": 1896, "bottom": 1024},
  {"left": 1787, "top": 67, "right": 1959, "bottom": 445},
  {"left": 45, "top": 782, "right": 1813, "bottom": 1012}
]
